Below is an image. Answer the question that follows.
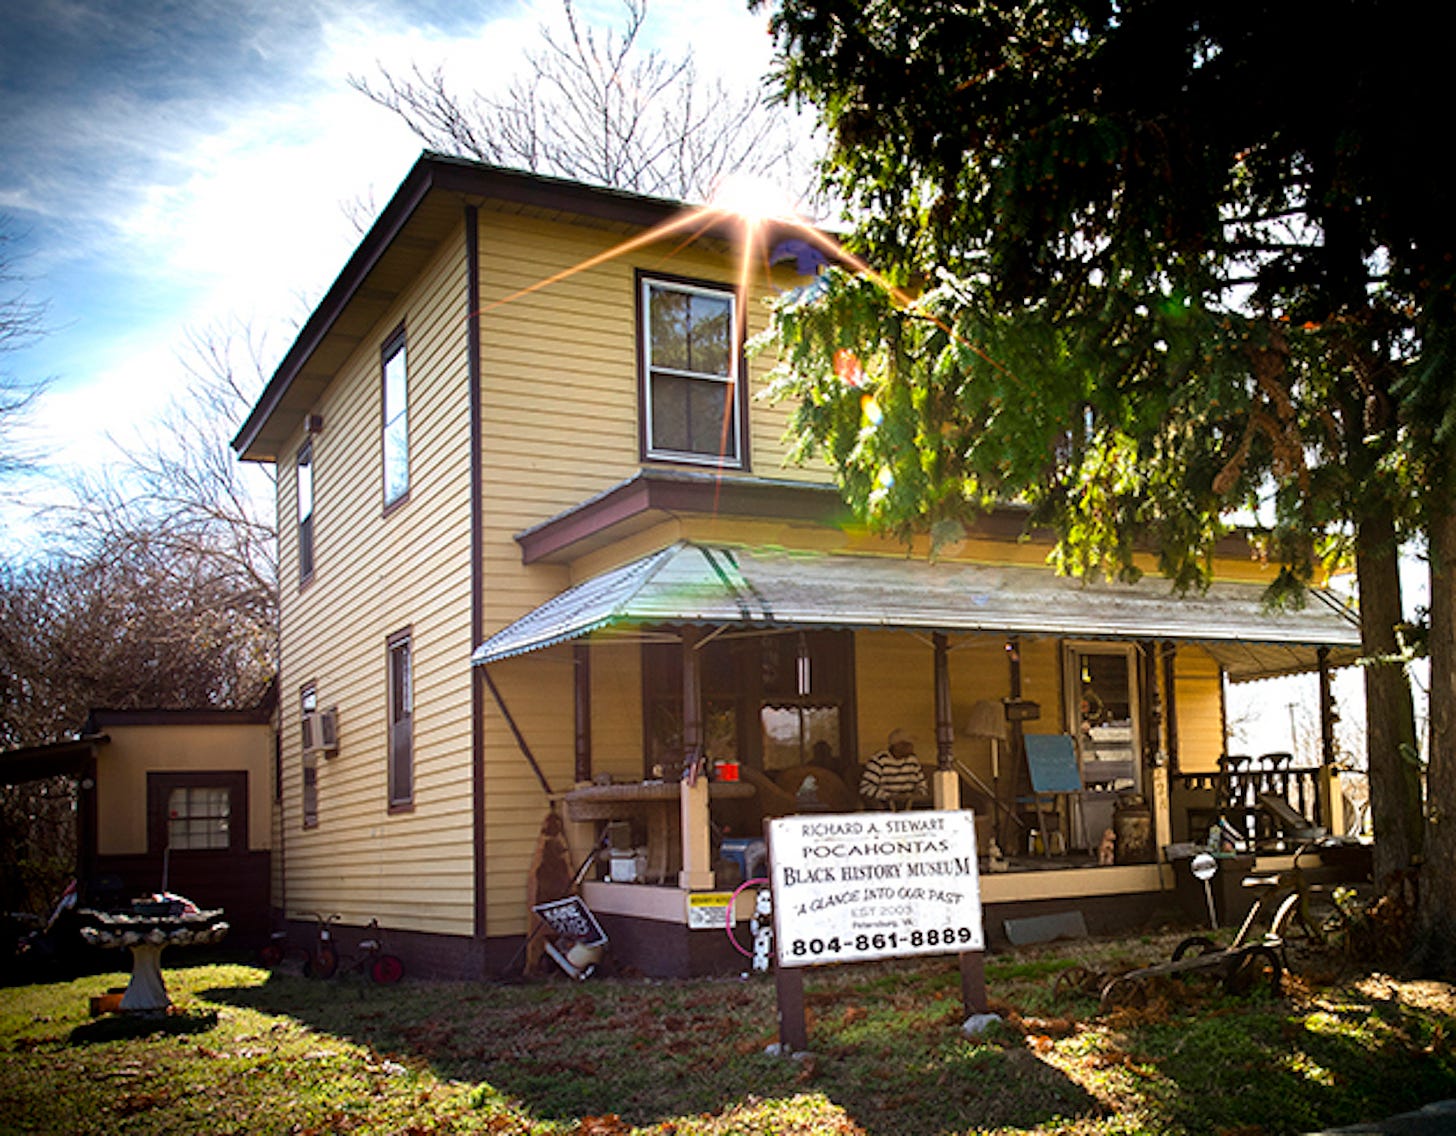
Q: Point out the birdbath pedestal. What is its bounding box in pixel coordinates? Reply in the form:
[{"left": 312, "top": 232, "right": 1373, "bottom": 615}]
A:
[{"left": 80, "top": 906, "right": 229, "bottom": 1012}]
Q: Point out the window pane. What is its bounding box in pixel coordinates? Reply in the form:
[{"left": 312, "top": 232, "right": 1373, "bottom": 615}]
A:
[
  {"left": 649, "top": 287, "right": 689, "bottom": 370},
  {"left": 686, "top": 293, "right": 730, "bottom": 376},
  {"left": 650, "top": 372, "right": 690, "bottom": 452},
  {"left": 686, "top": 375, "right": 733, "bottom": 455},
  {"left": 650, "top": 372, "right": 734, "bottom": 458},
  {"left": 296, "top": 447, "right": 313, "bottom": 521},
  {"left": 384, "top": 419, "right": 409, "bottom": 504},
  {"left": 384, "top": 344, "right": 407, "bottom": 421}
]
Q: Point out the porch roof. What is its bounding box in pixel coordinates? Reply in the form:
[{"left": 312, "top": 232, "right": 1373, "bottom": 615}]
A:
[{"left": 471, "top": 541, "right": 1362, "bottom": 682}]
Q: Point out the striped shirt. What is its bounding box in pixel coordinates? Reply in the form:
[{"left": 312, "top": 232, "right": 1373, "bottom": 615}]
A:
[{"left": 859, "top": 750, "right": 928, "bottom": 806}]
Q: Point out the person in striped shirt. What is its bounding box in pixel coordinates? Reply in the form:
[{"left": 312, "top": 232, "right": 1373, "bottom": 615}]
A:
[{"left": 858, "top": 728, "right": 929, "bottom": 810}]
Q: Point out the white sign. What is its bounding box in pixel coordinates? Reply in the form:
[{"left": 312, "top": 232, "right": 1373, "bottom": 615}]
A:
[{"left": 767, "top": 810, "right": 984, "bottom": 968}]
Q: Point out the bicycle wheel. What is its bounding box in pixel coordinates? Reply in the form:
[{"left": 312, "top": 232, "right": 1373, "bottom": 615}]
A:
[{"left": 370, "top": 954, "right": 405, "bottom": 985}]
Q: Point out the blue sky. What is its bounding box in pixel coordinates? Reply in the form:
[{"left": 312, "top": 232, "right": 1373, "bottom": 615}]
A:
[{"left": 0, "top": 0, "right": 780, "bottom": 534}]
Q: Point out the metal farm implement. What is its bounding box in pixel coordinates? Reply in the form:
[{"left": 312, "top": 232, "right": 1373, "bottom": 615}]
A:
[{"left": 1056, "top": 844, "right": 1346, "bottom": 1010}]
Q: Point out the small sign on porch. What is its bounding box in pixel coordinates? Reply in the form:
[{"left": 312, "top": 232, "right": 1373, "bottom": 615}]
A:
[
  {"left": 685, "top": 891, "right": 735, "bottom": 930},
  {"left": 766, "top": 810, "right": 984, "bottom": 968}
]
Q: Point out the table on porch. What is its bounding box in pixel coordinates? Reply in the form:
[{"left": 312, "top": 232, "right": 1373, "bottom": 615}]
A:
[{"left": 562, "top": 779, "right": 756, "bottom": 886}]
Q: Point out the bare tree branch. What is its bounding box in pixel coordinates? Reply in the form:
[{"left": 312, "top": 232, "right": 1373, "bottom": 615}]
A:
[{"left": 349, "top": 0, "right": 821, "bottom": 204}]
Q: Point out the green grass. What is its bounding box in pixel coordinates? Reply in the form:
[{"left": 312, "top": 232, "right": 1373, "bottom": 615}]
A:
[{"left": 1, "top": 934, "right": 1453, "bottom": 1135}]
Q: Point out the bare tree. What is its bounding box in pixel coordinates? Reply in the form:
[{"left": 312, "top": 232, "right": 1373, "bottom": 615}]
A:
[
  {"left": 0, "top": 217, "right": 49, "bottom": 479},
  {"left": 351, "top": 0, "right": 818, "bottom": 204},
  {"left": 2, "top": 318, "right": 279, "bottom": 751}
]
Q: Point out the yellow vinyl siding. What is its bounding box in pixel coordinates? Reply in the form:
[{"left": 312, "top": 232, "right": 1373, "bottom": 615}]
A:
[
  {"left": 277, "top": 217, "right": 475, "bottom": 936},
  {"left": 1175, "top": 645, "right": 1225, "bottom": 772}
]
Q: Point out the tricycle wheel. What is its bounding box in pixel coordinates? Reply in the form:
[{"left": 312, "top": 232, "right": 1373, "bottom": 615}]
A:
[
  {"left": 1224, "top": 945, "right": 1282, "bottom": 997},
  {"left": 306, "top": 946, "right": 338, "bottom": 979},
  {"left": 1100, "top": 975, "right": 1147, "bottom": 1011},
  {"left": 1171, "top": 936, "right": 1218, "bottom": 962},
  {"left": 370, "top": 954, "right": 405, "bottom": 985},
  {"left": 258, "top": 943, "right": 283, "bottom": 968}
]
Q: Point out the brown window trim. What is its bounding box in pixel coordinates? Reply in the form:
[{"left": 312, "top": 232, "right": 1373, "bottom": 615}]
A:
[
  {"left": 634, "top": 268, "right": 750, "bottom": 471},
  {"left": 387, "top": 626, "right": 414, "bottom": 809},
  {"left": 147, "top": 770, "right": 248, "bottom": 855}
]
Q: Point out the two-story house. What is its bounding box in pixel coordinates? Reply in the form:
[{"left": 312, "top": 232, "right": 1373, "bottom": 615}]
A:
[{"left": 233, "top": 152, "right": 1363, "bottom": 978}]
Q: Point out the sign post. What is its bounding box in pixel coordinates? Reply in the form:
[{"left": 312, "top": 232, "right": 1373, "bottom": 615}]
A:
[{"left": 766, "top": 810, "right": 987, "bottom": 1049}]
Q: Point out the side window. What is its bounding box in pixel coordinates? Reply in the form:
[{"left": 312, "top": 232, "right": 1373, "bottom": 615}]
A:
[
  {"left": 301, "top": 683, "right": 319, "bottom": 828},
  {"left": 382, "top": 328, "right": 409, "bottom": 508},
  {"left": 639, "top": 275, "right": 742, "bottom": 467},
  {"left": 296, "top": 440, "right": 315, "bottom": 584},
  {"left": 387, "top": 629, "right": 413, "bottom": 807}
]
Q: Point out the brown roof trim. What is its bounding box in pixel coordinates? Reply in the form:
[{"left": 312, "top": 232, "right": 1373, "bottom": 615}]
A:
[
  {"left": 84, "top": 706, "right": 275, "bottom": 730},
  {"left": 516, "top": 469, "right": 1262, "bottom": 567},
  {"left": 232, "top": 152, "right": 812, "bottom": 460},
  {"left": 514, "top": 470, "right": 1045, "bottom": 564}
]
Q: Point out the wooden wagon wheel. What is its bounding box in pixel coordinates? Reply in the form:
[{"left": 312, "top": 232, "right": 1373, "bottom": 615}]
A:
[{"left": 1099, "top": 974, "right": 1148, "bottom": 1011}]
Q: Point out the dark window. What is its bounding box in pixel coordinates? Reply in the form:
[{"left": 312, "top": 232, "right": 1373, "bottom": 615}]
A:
[
  {"left": 382, "top": 328, "right": 409, "bottom": 508},
  {"left": 640, "top": 276, "right": 741, "bottom": 465},
  {"left": 302, "top": 760, "right": 319, "bottom": 829},
  {"left": 388, "top": 629, "right": 413, "bottom": 806},
  {"left": 296, "top": 440, "right": 315, "bottom": 583}
]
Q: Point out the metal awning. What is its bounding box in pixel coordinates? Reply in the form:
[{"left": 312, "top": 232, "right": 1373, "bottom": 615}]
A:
[{"left": 471, "top": 541, "right": 1363, "bottom": 682}]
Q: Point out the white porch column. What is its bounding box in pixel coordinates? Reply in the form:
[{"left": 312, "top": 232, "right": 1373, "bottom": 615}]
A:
[{"left": 932, "top": 768, "right": 961, "bottom": 811}]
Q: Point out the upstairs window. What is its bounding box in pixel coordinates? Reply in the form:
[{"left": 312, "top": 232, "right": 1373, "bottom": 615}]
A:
[
  {"left": 296, "top": 440, "right": 315, "bottom": 584},
  {"left": 382, "top": 328, "right": 409, "bottom": 508},
  {"left": 639, "top": 275, "right": 742, "bottom": 466},
  {"left": 387, "top": 629, "right": 413, "bottom": 808}
]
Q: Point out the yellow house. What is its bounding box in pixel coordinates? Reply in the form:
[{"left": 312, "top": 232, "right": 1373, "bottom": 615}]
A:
[{"left": 233, "top": 153, "right": 1362, "bottom": 978}]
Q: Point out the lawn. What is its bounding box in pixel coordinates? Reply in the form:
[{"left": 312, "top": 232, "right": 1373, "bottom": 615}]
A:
[{"left": 1, "top": 930, "right": 1453, "bottom": 1135}]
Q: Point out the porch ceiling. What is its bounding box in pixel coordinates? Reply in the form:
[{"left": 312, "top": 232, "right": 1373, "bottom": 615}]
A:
[{"left": 471, "top": 541, "right": 1363, "bottom": 682}]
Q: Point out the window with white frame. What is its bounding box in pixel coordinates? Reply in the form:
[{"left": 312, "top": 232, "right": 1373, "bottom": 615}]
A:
[
  {"left": 382, "top": 328, "right": 409, "bottom": 508},
  {"left": 166, "top": 785, "right": 233, "bottom": 850},
  {"left": 639, "top": 275, "right": 741, "bottom": 465}
]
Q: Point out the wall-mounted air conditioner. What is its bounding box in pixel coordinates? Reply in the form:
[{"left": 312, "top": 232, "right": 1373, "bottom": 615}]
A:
[{"left": 301, "top": 707, "right": 339, "bottom": 757}]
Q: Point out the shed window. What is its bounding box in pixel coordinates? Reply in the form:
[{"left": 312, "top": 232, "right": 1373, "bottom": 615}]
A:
[
  {"left": 167, "top": 786, "right": 232, "bottom": 850},
  {"left": 148, "top": 771, "right": 247, "bottom": 854}
]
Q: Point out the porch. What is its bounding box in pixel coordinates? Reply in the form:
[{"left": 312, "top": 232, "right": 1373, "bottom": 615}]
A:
[{"left": 475, "top": 539, "right": 1365, "bottom": 977}]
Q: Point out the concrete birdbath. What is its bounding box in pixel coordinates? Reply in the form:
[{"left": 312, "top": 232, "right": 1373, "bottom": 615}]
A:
[{"left": 80, "top": 903, "right": 229, "bottom": 1012}]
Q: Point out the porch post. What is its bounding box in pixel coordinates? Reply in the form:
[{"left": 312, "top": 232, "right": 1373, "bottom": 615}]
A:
[
  {"left": 679, "top": 627, "right": 714, "bottom": 889},
  {"left": 574, "top": 643, "right": 592, "bottom": 785},
  {"left": 1316, "top": 646, "right": 1339, "bottom": 831},
  {"left": 933, "top": 632, "right": 960, "bottom": 810},
  {"left": 1162, "top": 643, "right": 1180, "bottom": 775}
]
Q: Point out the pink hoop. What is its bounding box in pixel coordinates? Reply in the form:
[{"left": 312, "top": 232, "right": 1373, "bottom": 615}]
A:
[{"left": 724, "top": 876, "right": 770, "bottom": 958}]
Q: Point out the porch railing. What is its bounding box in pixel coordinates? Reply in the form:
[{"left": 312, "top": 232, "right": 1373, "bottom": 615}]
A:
[{"left": 1175, "top": 752, "right": 1324, "bottom": 848}]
